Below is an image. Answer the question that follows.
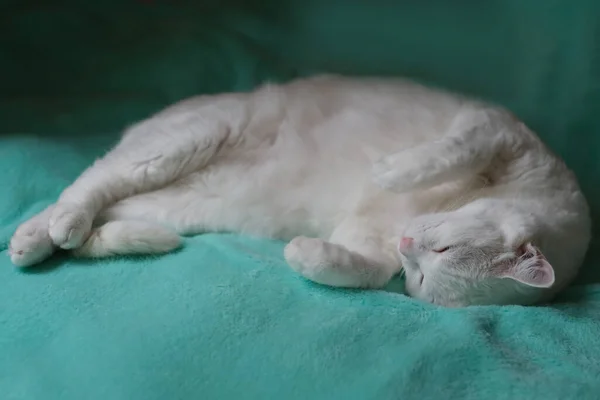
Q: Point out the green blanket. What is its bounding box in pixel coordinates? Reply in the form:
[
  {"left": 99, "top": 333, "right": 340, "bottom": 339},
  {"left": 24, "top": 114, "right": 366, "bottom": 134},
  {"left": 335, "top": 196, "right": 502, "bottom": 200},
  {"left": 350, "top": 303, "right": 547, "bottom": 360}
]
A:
[{"left": 2, "top": 1, "right": 600, "bottom": 399}]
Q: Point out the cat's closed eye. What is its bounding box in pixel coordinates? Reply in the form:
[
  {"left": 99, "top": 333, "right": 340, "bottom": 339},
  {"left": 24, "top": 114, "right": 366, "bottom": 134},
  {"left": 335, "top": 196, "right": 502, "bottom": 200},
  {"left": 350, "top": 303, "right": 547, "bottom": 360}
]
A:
[{"left": 433, "top": 246, "right": 450, "bottom": 253}]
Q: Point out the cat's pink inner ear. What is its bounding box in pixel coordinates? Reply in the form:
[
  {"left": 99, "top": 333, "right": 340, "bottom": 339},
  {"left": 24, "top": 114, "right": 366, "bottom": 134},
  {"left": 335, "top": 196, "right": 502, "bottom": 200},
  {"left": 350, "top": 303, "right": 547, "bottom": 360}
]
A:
[{"left": 498, "top": 243, "right": 555, "bottom": 288}]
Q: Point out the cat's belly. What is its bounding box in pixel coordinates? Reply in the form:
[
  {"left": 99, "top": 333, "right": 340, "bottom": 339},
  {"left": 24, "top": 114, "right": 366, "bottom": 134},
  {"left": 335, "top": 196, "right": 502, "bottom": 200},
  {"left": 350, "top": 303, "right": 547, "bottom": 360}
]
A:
[{"left": 191, "top": 150, "right": 372, "bottom": 239}]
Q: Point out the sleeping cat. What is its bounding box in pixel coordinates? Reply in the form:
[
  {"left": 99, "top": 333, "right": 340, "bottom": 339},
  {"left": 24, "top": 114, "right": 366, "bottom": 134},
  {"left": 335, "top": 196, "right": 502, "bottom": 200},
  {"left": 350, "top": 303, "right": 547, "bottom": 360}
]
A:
[{"left": 8, "top": 75, "right": 591, "bottom": 307}]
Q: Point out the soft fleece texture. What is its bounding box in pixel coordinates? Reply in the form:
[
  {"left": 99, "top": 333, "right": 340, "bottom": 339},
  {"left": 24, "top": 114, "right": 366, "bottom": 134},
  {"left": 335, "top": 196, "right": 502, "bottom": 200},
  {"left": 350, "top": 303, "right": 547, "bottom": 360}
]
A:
[{"left": 2, "top": 1, "right": 600, "bottom": 399}]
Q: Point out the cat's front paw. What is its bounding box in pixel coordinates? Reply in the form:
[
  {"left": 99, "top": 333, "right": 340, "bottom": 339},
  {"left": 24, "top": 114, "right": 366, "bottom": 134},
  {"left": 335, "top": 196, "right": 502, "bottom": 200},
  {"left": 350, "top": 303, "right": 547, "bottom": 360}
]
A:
[
  {"left": 284, "top": 236, "right": 353, "bottom": 287},
  {"left": 371, "top": 154, "right": 415, "bottom": 192},
  {"left": 48, "top": 203, "right": 93, "bottom": 249},
  {"left": 9, "top": 216, "right": 55, "bottom": 267},
  {"left": 285, "top": 236, "right": 329, "bottom": 275}
]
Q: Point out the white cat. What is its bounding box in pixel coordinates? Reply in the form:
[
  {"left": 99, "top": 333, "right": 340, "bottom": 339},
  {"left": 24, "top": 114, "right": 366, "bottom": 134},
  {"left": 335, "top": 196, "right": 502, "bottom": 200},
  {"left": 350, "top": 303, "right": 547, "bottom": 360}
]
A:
[{"left": 8, "top": 75, "right": 591, "bottom": 307}]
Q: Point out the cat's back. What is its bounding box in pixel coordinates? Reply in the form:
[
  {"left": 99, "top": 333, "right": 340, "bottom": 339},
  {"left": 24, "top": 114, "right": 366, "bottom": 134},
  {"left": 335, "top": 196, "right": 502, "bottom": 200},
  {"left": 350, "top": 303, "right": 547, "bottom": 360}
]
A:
[
  {"left": 264, "top": 75, "right": 468, "bottom": 140},
  {"left": 152, "top": 74, "right": 472, "bottom": 154},
  {"left": 279, "top": 74, "right": 465, "bottom": 109},
  {"left": 234, "top": 75, "right": 471, "bottom": 172}
]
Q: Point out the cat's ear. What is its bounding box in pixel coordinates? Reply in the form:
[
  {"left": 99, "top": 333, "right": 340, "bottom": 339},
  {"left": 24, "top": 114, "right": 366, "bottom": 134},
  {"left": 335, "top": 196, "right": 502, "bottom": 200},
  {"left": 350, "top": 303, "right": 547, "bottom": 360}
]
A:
[{"left": 495, "top": 243, "right": 555, "bottom": 288}]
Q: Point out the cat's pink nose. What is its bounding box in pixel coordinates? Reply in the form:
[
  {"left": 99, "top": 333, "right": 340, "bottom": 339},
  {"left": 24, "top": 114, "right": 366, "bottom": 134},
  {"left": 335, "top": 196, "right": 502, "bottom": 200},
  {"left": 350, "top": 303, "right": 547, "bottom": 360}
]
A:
[{"left": 399, "top": 237, "right": 414, "bottom": 252}]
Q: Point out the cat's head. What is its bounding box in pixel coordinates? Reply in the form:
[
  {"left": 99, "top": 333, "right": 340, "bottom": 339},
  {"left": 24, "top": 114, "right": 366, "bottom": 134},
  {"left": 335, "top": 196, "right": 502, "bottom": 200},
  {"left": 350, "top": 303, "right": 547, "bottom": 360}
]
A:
[{"left": 399, "top": 203, "right": 557, "bottom": 307}]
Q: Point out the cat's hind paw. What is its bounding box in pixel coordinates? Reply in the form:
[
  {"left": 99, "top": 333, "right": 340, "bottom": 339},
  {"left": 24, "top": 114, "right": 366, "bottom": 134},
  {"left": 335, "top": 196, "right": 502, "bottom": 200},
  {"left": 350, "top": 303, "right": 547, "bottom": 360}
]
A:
[
  {"left": 48, "top": 203, "right": 93, "bottom": 250},
  {"left": 9, "top": 218, "right": 55, "bottom": 267}
]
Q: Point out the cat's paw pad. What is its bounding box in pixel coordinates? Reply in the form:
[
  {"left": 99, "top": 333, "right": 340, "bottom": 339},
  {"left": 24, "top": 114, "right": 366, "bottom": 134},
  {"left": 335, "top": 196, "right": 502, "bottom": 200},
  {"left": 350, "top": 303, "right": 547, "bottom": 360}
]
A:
[
  {"left": 48, "top": 203, "right": 93, "bottom": 249},
  {"left": 9, "top": 224, "right": 55, "bottom": 267}
]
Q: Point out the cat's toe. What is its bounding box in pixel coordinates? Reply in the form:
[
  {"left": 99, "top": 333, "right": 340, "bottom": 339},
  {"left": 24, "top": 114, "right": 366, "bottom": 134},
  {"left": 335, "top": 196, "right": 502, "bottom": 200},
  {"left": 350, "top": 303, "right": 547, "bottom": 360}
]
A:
[
  {"left": 48, "top": 203, "right": 93, "bottom": 249},
  {"left": 9, "top": 228, "right": 55, "bottom": 267}
]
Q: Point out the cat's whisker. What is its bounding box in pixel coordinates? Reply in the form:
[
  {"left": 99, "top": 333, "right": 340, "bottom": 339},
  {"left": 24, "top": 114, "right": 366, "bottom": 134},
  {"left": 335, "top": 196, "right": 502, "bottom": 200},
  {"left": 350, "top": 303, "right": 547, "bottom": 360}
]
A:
[{"left": 398, "top": 268, "right": 406, "bottom": 279}]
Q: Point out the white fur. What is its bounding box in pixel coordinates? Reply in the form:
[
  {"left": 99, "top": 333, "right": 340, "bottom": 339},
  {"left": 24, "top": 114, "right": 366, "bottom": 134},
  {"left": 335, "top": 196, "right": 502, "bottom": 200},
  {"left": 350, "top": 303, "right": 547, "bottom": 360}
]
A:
[
  {"left": 71, "top": 221, "right": 181, "bottom": 258},
  {"left": 8, "top": 75, "right": 591, "bottom": 306}
]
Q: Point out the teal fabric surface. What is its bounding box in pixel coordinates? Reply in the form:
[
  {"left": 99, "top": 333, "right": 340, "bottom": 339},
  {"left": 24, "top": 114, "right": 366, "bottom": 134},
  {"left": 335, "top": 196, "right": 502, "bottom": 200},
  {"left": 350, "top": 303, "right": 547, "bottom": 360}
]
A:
[{"left": 2, "top": 1, "right": 600, "bottom": 399}]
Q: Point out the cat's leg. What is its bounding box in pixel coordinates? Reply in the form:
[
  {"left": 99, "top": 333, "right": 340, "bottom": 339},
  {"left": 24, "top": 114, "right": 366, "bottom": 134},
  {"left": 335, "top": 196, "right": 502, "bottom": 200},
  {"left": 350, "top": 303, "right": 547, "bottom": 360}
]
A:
[
  {"left": 48, "top": 98, "right": 245, "bottom": 250},
  {"left": 372, "top": 107, "right": 514, "bottom": 193},
  {"left": 9, "top": 176, "right": 208, "bottom": 266},
  {"left": 71, "top": 220, "right": 182, "bottom": 259},
  {"left": 284, "top": 219, "right": 400, "bottom": 288},
  {"left": 9, "top": 206, "right": 56, "bottom": 267},
  {"left": 96, "top": 176, "right": 231, "bottom": 236}
]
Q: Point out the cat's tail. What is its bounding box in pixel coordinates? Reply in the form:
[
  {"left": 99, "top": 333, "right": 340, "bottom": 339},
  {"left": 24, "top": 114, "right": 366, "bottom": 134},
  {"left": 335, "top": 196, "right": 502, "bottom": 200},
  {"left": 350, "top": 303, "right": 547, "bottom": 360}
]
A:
[{"left": 72, "top": 220, "right": 182, "bottom": 258}]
